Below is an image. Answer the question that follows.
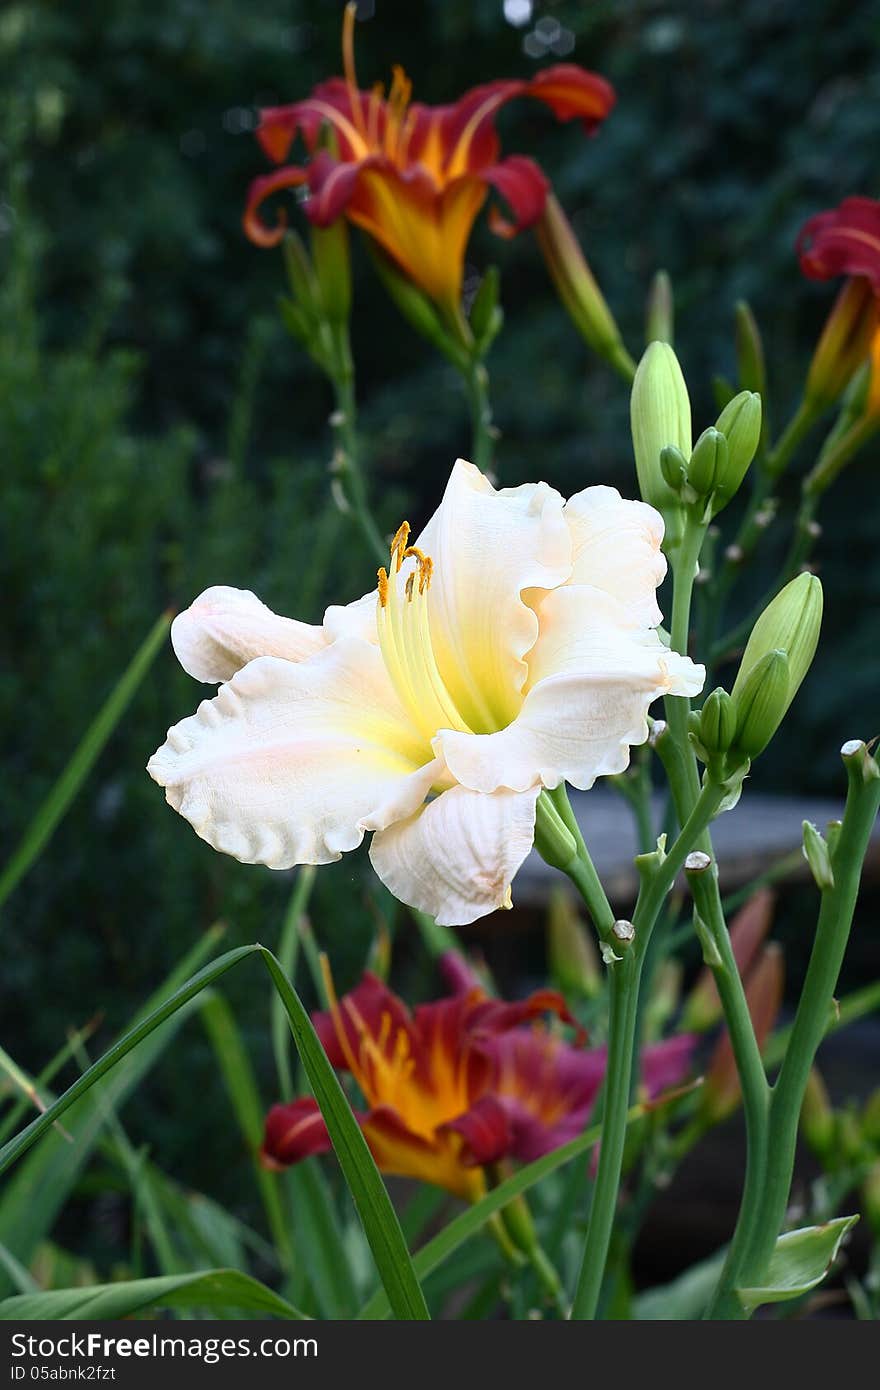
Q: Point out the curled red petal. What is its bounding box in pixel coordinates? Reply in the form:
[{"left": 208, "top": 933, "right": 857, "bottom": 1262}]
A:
[
  {"left": 261, "top": 1098, "right": 332, "bottom": 1168},
  {"left": 524, "top": 64, "right": 617, "bottom": 132},
  {"left": 305, "top": 150, "right": 364, "bottom": 226},
  {"left": 465, "top": 984, "right": 582, "bottom": 1040},
  {"left": 257, "top": 81, "right": 369, "bottom": 164},
  {"left": 243, "top": 165, "right": 308, "bottom": 247},
  {"left": 484, "top": 154, "right": 551, "bottom": 238},
  {"left": 797, "top": 196, "right": 880, "bottom": 294}
]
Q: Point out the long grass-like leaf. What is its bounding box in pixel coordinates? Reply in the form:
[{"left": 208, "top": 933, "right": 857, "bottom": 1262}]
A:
[
  {"left": 0, "top": 943, "right": 428, "bottom": 1320},
  {"left": 0, "top": 610, "right": 172, "bottom": 915},
  {"left": 200, "top": 992, "right": 292, "bottom": 1266},
  {"left": 0, "top": 926, "right": 225, "bottom": 1294},
  {"left": 0, "top": 1269, "right": 308, "bottom": 1321},
  {"left": 261, "top": 950, "right": 429, "bottom": 1320}
]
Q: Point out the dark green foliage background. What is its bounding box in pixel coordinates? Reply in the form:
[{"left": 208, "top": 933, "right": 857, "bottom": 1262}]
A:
[{"left": 1, "top": 0, "right": 878, "bottom": 1259}]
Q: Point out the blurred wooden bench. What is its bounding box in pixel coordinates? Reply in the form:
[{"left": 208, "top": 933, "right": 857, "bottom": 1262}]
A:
[{"left": 515, "top": 788, "right": 880, "bottom": 909}]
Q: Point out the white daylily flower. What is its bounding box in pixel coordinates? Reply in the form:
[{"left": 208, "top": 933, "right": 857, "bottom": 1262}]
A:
[{"left": 148, "top": 460, "right": 704, "bottom": 925}]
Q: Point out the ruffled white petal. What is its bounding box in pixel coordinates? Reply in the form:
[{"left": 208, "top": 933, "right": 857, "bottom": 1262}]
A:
[
  {"left": 171, "top": 586, "right": 327, "bottom": 684},
  {"left": 147, "top": 640, "right": 435, "bottom": 869},
  {"left": 564, "top": 487, "right": 667, "bottom": 627},
  {"left": 436, "top": 586, "right": 705, "bottom": 793},
  {"left": 414, "top": 459, "right": 571, "bottom": 732},
  {"left": 369, "top": 785, "right": 540, "bottom": 926},
  {"left": 323, "top": 590, "right": 379, "bottom": 645}
]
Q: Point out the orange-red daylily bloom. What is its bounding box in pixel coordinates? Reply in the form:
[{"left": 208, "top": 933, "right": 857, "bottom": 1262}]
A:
[
  {"left": 262, "top": 959, "right": 695, "bottom": 1199},
  {"left": 244, "top": 3, "right": 615, "bottom": 311},
  {"left": 797, "top": 196, "right": 880, "bottom": 414}
]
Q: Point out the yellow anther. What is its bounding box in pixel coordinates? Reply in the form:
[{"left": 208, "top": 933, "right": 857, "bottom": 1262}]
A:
[
  {"left": 405, "top": 572, "right": 416, "bottom": 602},
  {"left": 377, "top": 567, "right": 389, "bottom": 608},
  {"left": 390, "top": 521, "right": 411, "bottom": 570}
]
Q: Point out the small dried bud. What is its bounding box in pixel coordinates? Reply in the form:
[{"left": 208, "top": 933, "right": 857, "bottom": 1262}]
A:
[{"left": 612, "top": 918, "right": 635, "bottom": 943}]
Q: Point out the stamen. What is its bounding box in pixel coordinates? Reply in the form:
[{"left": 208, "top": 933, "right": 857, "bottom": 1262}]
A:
[
  {"left": 319, "top": 953, "right": 365, "bottom": 1088},
  {"left": 342, "top": 2, "right": 367, "bottom": 139},
  {"left": 390, "top": 520, "right": 411, "bottom": 571},
  {"left": 384, "top": 65, "right": 413, "bottom": 160},
  {"left": 376, "top": 522, "right": 473, "bottom": 740},
  {"left": 367, "top": 82, "right": 384, "bottom": 147}
]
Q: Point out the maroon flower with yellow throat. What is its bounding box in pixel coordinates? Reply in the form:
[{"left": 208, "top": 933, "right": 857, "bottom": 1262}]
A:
[
  {"left": 797, "top": 196, "right": 880, "bottom": 414},
  {"left": 244, "top": 3, "right": 615, "bottom": 312},
  {"left": 262, "top": 962, "right": 695, "bottom": 1200}
]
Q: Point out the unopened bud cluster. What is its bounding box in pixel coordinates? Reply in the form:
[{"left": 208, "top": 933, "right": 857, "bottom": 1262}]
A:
[{"left": 631, "top": 342, "right": 762, "bottom": 531}]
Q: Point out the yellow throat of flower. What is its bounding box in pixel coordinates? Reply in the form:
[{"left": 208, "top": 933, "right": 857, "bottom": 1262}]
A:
[{"left": 376, "top": 522, "right": 473, "bottom": 743}]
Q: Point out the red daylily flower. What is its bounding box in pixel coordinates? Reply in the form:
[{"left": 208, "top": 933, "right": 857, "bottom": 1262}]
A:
[
  {"left": 797, "top": 196, "right": 880, "bottom": 413},
  {"left": 244, "top": 3, "right": 615, "bottom": 311},
  {"left": 262, "top": 963, "right": 695, "bottom": 1200}
]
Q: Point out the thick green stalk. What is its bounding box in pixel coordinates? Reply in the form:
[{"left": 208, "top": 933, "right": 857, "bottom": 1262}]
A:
[
  {"left": 328, "top": 325, "right": 386, "bottom": 564},
  {"left": 462, "top": 355, "right": 495, "bottom": 474},
  {"left": 570, "top": 953, "right": 640, "bottom": 1319},
  {"left": 567, "top": 777, "right": 726, "bottom": 1319},
  {"left": 719, "top": 746, "right": 880, "bottom": 1310}
]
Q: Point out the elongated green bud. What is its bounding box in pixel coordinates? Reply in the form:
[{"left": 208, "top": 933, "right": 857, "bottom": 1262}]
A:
[
  {"left": 469, "top": 265, "right": 503, "bottom": 351},
  {"left": 312, "top": 218, "right": 352, "bottom": 324},
  {"left": 645, "top": 269, "right": 674, "bottom": 345},
  {"left": 283, "top": 231, "right": 320, "bottom": 308},
  {"left": 630, "top": 342, "right": 692, "bottom": 515},
  {"left": 732, "top": 574, "right": 823, "bottom": 739},
  {"left": 800, "top": 1068, "right": 835, "bottom": 1158},
  {"left": 547, "top": 887, "right": 601, "bottom": 1000},
  {"left": 688, "top": 427, "right": 727, "bottom": 497},
  {"left": 802, "top": 820, "right": 834, "bottom": 891},
  {"left": 699, "top": 687, "right": 737, "bottom": 755},
  {"left": 733, "top": 649, "right": 790, "bottom": 758},
  {"left": 659, "top": 444, "right": 688, "bottom": 493},
  {"left": 735, "top": 300, "right": 767, "bottom": 399},
  {"left": 710, "top": 390, "right": 762, "bottom": 515},
  {"left": 534, "top": 791, "right": 577, "bottom": 872}
]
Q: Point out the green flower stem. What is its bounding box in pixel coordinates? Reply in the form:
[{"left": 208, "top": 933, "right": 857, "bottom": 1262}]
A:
[
  {"left": 654, "top": 727, "right": 771, "bottom": 1319},
  {"left": 567, "top": 776, "right": 726, "bottom": 1320},
  {"left": 708, "top": 745, "right": 880, "bottom": 1317},
  {"left": 570, "top": 953, "right": 640, "bottom": 1320},
  {"left": 327, "top": 324, "right": 386, "bottom": 565},
  {"left": 461, "top": 354, "right": 495, "bottom": 474},
  {"left": 764, "top": 397, "right": 823, "bottom": 481}
]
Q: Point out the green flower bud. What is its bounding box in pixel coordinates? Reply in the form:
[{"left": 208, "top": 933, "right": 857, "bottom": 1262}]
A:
[
  {"left": 863, "top": 1160, "right": 880, "bottom": 1239},
  {"left": 735, "top": 300, "right": 767, "bottom": 399},
  {"left": 659, "top": 444, "right": 688, "bottom": 493},
  {"left": 710, "top": 390, "right": 763, "bottom": 515},
  {"left": 547, "top": 887, "right": 601, "bottom": 1000},
  {"left": 800, "top": 1068, "right": 835, "bottom": 1158},
  {"left": 688, "top": 427, "right": 728, "bottom": 497},
  {"left": 731, "top": 573, "right": 823, "bottom": 753},
  {"left": 862, "top": 1089, "right": 880, "bottom": 1146},
  {"left": 283, "top": 231, "right": 320, "bottom": 307},
  {"left": 699, "top": 687, "right": 737, "bottom": 755},
  {"left": 733, "top": 649, "right": 790, "bottom": 758},
  {"left": 645, "top": 268, "right": 674, "bottom": 345},
  {"left": 802, "top": 821, "right": 835, "bottom": 892},
  {"left": 630, "top": 342, "right": 692, "bottom": 516},
  {"left": 468, "top": 265, "right": 503, "bottom": 352},
  {"left": 311, "top": 218, "right": 352, "bottom": 324},
  {"left": 534, "top": 791, "right": 577, "bottom": 872}
]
